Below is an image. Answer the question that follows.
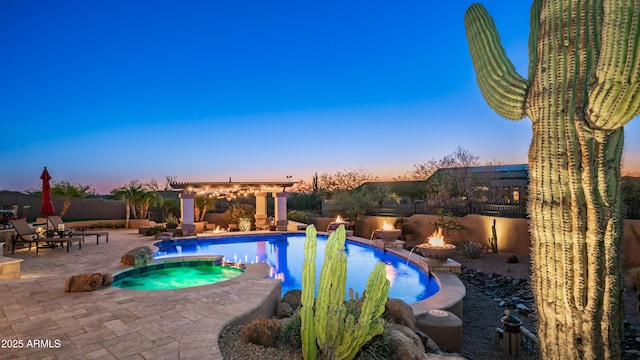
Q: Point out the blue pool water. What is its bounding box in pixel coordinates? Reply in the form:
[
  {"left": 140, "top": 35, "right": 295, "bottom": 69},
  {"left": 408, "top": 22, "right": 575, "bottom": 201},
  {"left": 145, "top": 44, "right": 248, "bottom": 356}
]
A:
[{"left": 154, "top": 234, "right": 438, "bottom": 303}]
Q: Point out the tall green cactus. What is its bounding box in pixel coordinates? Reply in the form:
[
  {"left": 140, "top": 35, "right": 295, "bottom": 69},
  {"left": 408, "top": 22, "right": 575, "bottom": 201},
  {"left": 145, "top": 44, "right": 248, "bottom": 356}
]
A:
[
  {"left": 488, "top": 218, "right": 498, "bottom": 253},
  {"left": 301, "top": 225, "right": 318, "bottom": 360},
  {"left": 465, "top": 1, "right": 640, "bottom": 359},
  {"left": 300, "top": 225, "right": 390, "bottom": 360}
]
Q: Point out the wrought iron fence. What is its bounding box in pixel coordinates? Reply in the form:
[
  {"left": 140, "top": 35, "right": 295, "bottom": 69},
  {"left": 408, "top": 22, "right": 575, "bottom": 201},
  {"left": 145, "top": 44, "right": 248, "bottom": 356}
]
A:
[
  {"left": 324, "top": 198, "right": 639, "bottom": 220},
  {"left": 413, "top": 201, "right": 528, "bottom": 219}
]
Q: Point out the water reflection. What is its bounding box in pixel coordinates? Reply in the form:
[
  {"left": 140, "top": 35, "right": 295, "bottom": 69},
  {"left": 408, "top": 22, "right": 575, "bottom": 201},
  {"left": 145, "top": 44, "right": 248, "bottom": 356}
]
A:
[{"left": 154, "top": 234, "right": 438, "bottom": 303}]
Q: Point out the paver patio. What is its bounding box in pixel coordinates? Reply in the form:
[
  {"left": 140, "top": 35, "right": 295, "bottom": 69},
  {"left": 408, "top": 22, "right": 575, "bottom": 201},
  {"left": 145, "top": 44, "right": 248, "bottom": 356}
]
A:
[{"left": 0, "top": 229, "right": 280, "bottom": 360}]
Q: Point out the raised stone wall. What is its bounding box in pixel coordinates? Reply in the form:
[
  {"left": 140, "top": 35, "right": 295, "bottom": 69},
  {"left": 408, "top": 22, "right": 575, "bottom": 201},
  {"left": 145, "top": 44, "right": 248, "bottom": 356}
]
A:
[{"left": 313, "top": 215, "right": 640, "bottom": 267}]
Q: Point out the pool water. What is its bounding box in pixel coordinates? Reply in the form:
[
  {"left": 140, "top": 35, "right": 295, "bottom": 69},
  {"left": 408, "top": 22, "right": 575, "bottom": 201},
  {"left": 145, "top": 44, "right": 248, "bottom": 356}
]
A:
[
  {"left": 113, "top": 264, "right": 243, "bottom": 290},
  {"left": 154, "top": 234, "right": 439, "bottom": 303}
]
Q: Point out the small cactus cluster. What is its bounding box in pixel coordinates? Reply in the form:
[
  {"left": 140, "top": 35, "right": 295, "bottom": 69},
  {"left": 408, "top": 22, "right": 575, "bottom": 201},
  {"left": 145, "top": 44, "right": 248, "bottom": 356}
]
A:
[
  {"left": 463, "top": 240, "right": 483, "bottom": 259},
  {"left": 488, "top": 219, "right": 498, "bottom": 253},
  {"left": 301, "top": 225, "right": 390, "bottom": 360},
  {"left": 240, "top": 317, "right": 283, "bottom": 348}
]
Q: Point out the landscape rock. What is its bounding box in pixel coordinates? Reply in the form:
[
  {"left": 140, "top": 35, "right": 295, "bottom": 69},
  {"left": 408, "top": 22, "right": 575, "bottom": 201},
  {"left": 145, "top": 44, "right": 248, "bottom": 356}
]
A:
[
  {"left": 393, "top": 324, "right": 426, "bottom": 353},
  {"left": 120, "top": 246, "right": 153, "bottom": 268},
  {"left": 276, "top": 301, "right": 293, "bottom": 319},
  {"left": 414, "top": 328, "right": 441, "bottom": 353},
  {"left": 281, "top": 289, "right": 302, "bottom": 310},
  {"left": 384, "top": 298, "right": 416, "bottom": 329},
  {"left": 461, "top": 266, "right": 640, "bottom": 355},
  {"left": 64, "top": 273, "right": 112, "bottom": 292},
  {"left": 389, "top": 326, "right": 428, "bottom": 360}
]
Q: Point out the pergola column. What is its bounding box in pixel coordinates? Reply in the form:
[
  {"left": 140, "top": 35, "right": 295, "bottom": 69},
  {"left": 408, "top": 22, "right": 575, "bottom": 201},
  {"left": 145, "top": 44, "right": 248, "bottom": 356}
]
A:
[
  {"left": 274, "top": 192, "right": 288, "bottom": 231},
  {"left": 179, "top": 192, "right": 196, "bottom": 236},
  {"left": 254, "top": 192, "right": 268, "bottom": 229}
]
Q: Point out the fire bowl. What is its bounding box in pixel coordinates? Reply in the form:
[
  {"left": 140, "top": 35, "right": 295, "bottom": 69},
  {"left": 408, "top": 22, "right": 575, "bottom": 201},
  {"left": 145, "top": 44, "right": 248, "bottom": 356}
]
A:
[
  {"left": 414, "top": 243, "right": 456, "bottom": 262},
  {"left": 372, "top": 229, "right": 402, "bottom": 242}
]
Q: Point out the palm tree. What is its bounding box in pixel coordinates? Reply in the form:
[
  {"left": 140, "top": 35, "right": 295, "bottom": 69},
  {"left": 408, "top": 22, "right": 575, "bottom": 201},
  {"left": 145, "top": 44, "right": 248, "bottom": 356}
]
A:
[
  {"left": 46, "top": 180, "right": 93, "bottom": 218},
  {"left": 111, "top": 180, "right": 145, "bottom": 229}
]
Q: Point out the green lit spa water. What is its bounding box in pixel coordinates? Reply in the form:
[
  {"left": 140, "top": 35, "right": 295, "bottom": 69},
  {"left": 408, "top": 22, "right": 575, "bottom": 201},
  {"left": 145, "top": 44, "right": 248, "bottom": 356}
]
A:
[{"left": 113, "top": 265, "right": 243, "bottom": 290}]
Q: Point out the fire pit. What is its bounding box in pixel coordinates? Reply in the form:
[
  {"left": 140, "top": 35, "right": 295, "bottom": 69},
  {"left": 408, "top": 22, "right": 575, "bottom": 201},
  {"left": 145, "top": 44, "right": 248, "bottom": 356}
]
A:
[
  {"left": 327, "top": 215, "right": 350, "bottom": 232},
  {"left": 371, "top": 220, "right": 402, "bottom": 242},
  {"left": 415, "top": 228, "right": 456, "bottom": 261}
]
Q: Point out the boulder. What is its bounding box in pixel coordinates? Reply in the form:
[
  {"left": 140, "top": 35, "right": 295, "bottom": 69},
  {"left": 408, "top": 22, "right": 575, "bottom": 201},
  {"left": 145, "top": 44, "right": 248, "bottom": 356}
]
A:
[
  {"left": 393, "top": 324, "right": 425, "bottom": 353},
  {"left": 388, "top": 325, "right": 428, "bottom": 360},
  {"left": 281, "top": 289, "right": 302, "bottom": 310},
  {"left": 276, "top": 302, "right": 294, "bottom": 319},
  {"left": 64, "top": 273, "right": 112, "bottom": 292},
  {"left": 102, "top": 273, "right": 113, "bottom": 287},
  {"left": 384, "top": 298, "right": 416, "bottom": 329},
  {"left": 120, "top": 246, "right": 153, "bottom": 268},
  {"left": 414, "top": 328, "right": 441, "bottom": 353}
]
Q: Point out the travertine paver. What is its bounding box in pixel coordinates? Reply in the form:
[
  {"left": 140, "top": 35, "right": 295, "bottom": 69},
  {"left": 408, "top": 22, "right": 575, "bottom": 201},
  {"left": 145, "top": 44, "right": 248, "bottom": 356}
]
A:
[{"left": 0, "top": 229, "right": 279, "bottom": 359}]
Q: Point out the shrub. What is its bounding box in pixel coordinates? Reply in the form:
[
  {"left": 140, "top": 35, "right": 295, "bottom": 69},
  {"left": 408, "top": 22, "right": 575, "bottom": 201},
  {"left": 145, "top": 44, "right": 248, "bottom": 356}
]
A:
[
  {"left": 279, "top": 311, "right": 302, "bottom": 349},
  {"left": 145, "top": 225, "right": 167, "bottom": 236},
  {"left": 287, "top": 210, "right": 311, "bottom": 224},
  {"left": 240, "top": 317, "right": 283, "bottom": 348},
  {"left": 223, "top": 204, "right": 255, "bottom": 225},
  {"left": 463, "top": 241, "right": 483, "bottom": 258},
  {"left": 355, "top": 321, "right": 398, "bottom": 360}
]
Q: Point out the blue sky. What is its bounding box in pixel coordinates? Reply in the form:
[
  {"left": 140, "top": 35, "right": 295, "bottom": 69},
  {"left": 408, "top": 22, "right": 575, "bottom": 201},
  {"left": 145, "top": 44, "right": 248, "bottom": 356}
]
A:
[{"left": 1, "top": 1, "right": 639, "bottom": 194}]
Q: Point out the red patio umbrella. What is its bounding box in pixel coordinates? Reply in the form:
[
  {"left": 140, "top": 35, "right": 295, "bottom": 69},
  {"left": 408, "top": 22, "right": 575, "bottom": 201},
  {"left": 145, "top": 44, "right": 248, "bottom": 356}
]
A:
[{"left": 40, "top": 167, "right": 56, "bottom": 217}]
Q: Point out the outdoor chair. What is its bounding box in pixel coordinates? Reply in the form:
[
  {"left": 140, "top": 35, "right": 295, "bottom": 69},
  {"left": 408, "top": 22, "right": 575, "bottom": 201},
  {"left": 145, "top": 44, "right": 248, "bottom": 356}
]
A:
[
  {"left": 9, "top": 219, "right": 82, "bottom": 254},
  {"left": 47, "top": 216, "right": 109, "bottom": 245}
]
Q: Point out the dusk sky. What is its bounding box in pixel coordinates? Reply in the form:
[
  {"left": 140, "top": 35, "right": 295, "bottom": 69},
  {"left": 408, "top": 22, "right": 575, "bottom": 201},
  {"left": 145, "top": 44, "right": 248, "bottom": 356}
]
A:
[{"left": 1, "top": 1, "right": 639, "bottom": 194}]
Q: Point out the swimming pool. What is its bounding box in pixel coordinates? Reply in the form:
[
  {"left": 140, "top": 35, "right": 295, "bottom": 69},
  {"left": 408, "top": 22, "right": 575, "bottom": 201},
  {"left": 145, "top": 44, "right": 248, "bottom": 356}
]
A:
[{"left": 154, "top": 233, "right": 439, "bottom": 303}]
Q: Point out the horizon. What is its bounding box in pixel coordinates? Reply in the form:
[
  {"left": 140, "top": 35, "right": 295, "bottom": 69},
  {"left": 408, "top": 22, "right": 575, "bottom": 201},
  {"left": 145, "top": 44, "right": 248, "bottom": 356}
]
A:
[{"left": 1, "top": 1, "right": 638, "bottom": 195}]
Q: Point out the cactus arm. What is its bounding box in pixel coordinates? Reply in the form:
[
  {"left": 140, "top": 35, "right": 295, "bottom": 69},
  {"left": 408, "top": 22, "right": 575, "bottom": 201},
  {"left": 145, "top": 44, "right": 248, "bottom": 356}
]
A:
[
  {"left": 301, "top": 225, "right": 318, "bottom": 360},
  {"left": 336, "top": 261, "right": 390, "bottom": 360},
  {"left": 464, "top": 4, "right": 529, "bottom": 120},
  {"left": 314, "top": 225, "right": 347, "bottom": 357},
  {"left": 587, "top": 0, "right": 640, "bottom": 129}
]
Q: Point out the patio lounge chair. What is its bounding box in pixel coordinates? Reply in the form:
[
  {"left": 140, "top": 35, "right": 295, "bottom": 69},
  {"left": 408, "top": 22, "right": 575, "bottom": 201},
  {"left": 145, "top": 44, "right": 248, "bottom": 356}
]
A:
[
  {"left": 9, "top": 219, "right": 82, "bottom": 254},
  {"left": 47, "top": 216, "right": 109, "bottom": 245}
]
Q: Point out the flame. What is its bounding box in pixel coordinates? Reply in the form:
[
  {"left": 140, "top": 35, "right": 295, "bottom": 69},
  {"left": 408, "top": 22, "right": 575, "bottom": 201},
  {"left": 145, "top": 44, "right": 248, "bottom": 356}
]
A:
[
  {"left": 427, "top": 228, "right": 445, "bottom": 247},
  {"left": 335, "top": 215, "right": 344, "bottom": 223},
  {"left": 382, "top": 220, "right": 395, "bottom": 231}
]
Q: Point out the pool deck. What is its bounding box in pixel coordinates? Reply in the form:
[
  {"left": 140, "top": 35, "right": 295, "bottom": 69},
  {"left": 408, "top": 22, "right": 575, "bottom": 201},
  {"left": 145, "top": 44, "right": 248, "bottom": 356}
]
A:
[
  {"left": 0, "top": 229, "right": 465, "bottom": 360},
  {"left": 0, "top": 229, "right": 281, "bottom": 360}
]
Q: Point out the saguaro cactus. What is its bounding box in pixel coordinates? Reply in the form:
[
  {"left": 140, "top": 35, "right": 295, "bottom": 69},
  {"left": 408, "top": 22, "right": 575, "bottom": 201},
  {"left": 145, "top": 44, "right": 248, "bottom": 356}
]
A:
[
  {"left": 488, "top": 218, "right": 498, "bottom": 253},
  {"left": 465, "top": 1, "right": 640, "bottom": 359},
  {"left": 300, "top": 225, "right": 389, "bottom": 360}
]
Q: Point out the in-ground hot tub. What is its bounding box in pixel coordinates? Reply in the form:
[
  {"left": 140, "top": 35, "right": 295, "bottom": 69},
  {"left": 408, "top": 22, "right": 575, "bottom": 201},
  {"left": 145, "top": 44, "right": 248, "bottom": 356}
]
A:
[{"left": 112, "top": 257, "right": 244, "bottom": 291}]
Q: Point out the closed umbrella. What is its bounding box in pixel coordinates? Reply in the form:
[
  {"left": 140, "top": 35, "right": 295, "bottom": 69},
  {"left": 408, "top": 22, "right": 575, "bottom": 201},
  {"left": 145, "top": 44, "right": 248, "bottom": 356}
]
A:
[
  {"left": 40, "top": 167, "right": 55, "bottom": 217},
  {"left": 40, "top": 167, "right": 55, "bottom": 239}
]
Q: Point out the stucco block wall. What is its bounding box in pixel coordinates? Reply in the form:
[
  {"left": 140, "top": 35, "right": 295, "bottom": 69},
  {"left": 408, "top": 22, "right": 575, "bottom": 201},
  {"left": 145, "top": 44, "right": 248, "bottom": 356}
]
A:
[{"left": 315, "top": 215, "right": 640, "bottom": 268}]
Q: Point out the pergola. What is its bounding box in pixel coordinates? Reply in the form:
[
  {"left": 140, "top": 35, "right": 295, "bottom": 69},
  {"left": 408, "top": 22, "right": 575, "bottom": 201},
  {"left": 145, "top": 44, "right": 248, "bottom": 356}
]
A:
[{"left": 169, "top": 180, "right": 296, "bottom": 235}]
